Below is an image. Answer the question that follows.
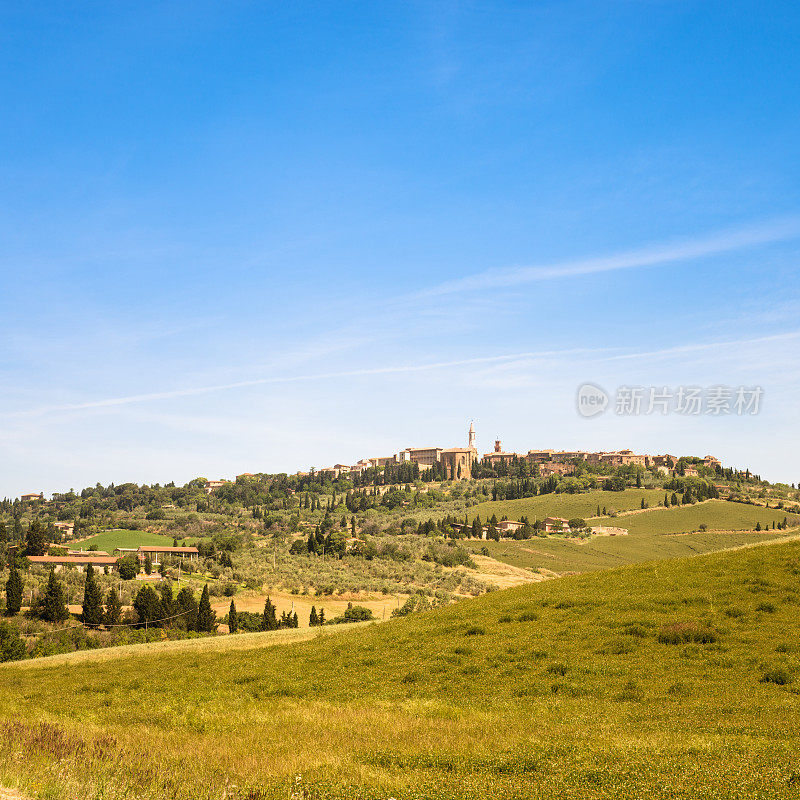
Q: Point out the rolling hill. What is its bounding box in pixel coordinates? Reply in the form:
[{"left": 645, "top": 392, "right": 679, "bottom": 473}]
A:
[{"left": 2, "top": 538, "right": 800, "bottom": 799}]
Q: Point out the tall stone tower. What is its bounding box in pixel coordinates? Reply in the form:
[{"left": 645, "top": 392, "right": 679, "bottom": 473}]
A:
[{"left": 468, "top": 421, "right": 476, "bottom": 450}]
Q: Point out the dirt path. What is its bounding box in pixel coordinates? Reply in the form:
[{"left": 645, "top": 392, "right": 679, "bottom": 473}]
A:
[
  {"left": 0, "top": 621, "right": 372, "bottom": 670},
  {"left": 0, "top": 788, "right": 28, "bottom": 800}
]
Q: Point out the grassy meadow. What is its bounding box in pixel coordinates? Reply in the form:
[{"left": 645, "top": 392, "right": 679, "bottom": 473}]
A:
[
  {"left": 595, "top": 499, "right": 797, "bottom": 535},
  {"left": 70, "top": 529, "right": 179, "bottom": 552},
  {"left": 458, "top": 499, "right": 800, "bottom": 574},
  {"left": 2, "top": 540, "right": 800, "bottom": 799},
  {"left": 412, "top": 487, "right": 669, "bottom": 523}
]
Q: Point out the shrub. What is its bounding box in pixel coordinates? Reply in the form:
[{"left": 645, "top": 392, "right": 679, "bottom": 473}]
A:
[
  {"left": 546, "top": 663, "right": 568, "bottom": 676},
  {"left": 657, "top": 621, "right": 718, "bottom": 645},
  {"left": 756, "top": 602, "right": 777, "bottom": 613},
  {"left": 0, "top": 620, "right": 26, "bottom": 662},
  {"left": 464, "top": 625, "right": 485, "bottom": 636},
  {"left": 761, "top": 667, "right": 793, "bottom": 685},
  {"left": 518, "top": 611, "right": 539, "bottom": 622}
]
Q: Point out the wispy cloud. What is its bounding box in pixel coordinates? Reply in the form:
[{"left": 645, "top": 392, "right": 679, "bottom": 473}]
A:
[
  {"left": 419, "top": 214, "right": 800, "bottom": 296},
  {"left": 5, "top": 330, "right": 799, "bottom": 420}
]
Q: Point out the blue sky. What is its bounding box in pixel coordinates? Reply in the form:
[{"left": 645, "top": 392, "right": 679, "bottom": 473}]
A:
[{"left": 1, "top": 1, "right": 799, "bottom": 496}]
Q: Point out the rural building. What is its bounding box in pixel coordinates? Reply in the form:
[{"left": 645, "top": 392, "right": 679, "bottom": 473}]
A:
[
  {"left": 20, "top": 492, "right": 44, "bottom": 502},
  {"left": 53, "top": 521, "right": 75, "bottom": 537},
  {"left": 497, "top": 520, "right": 523, "bottom": 534},
  {"left": 136, "top": 546, "right": 199, "bottom": 565},
  {"left": 28, "top": 554, "right": 119, "bottom": 572},
  {"left": 203, "top": 479, "right": 229, "bottom": 494},
  {"left": 543, "top": 516, "right": 570, "bottom": 533}
]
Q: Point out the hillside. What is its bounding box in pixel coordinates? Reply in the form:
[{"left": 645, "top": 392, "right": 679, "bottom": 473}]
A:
[
  {"left": 465, "top": 499, "right": 798, "bottom": 574},
  {"left": 2, "top": 539, "right": 799, "bottom": 799}
]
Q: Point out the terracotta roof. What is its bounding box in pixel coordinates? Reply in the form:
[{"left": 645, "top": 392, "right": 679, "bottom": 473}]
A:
[
  {"left": 28, "top": 555, "right": 119, "bottom": 565},
  {"left": 137, "top": 546, "right": 199, "bottom": 553}
]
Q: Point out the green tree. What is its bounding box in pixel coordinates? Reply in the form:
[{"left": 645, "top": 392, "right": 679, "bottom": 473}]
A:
[
  {"left": 160, "top": 583, "right": 175, "bottom": 624},
  {"left": 118, "top": 554, "right": 139, "bottom": 580},
  {"left": 228, "top": 599, "right": 238, "bottom": 633},
  {"left": 40, "top": 570, "right": 69, "bottom": 623},
  {"left": 133, "top": 585, "right": 161, "bottom": 627},
  {"left": 309, "top": 605, "right": 318, "bottom": 626},
  {"left": 104, "top": 587, "right": 122, "bottom": 626},
  {"left": 0, "top": 620, "right": 26, "bottom": 662},
  {"left": 261, "top": 596, "right": 278, "bottom": 631},
  {"left": 196, "top": 584, "right": 216, "bottom": 632},
  {"left": 144, "top": 555, "right": 153, "bottom": 575},
  {"left": 175, "top": 587, "right": 198, "bottom": 631},
  {"left": 5, "top": 565, "right": 23, "bottom": 616},
  {"left": 318, "top": 607, "right": 325, "bottom": 625},
  {"left": 81, "top": 564, "right": 104, "bottom": 628},
  {"left": 25, "top": 519, "right": 48, "bottom": 557}
]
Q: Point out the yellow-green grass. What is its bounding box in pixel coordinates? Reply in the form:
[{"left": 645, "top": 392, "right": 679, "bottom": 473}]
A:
[
  {"left": 0, "top": 622, "right": 368, "bottom": 669},
  {"left": 469, "top": 528, "right": 795, "bottom": 574},
  {"left": 70, "top": 529, "right": 177, "bottom": 552},
  {"left": 595, "top": 499, "right": 798, "bottom": 536},
  {"left": 2, "top": 540, "right": 800, "bottom": 799},
  {"left": 413, "top": 487, "right": 669, "bottom": 523},
  {"left": 464, "top": 501, "right": 798, "bottom": 574}
]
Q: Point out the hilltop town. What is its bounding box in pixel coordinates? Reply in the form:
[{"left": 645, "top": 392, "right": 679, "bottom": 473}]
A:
[{"left": 195, "top": 422, "right": 721, "bottom": 492}]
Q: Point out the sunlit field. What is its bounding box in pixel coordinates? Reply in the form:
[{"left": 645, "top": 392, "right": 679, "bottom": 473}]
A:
[{"left": 2, "top": 540, "right": 799, "bottom": 799}]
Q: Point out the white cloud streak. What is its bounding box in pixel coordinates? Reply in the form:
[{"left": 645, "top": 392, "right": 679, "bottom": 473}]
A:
[
  {"left": 5, "top": 331, "right": 799, "bottom": 420},
  {"left": 419, "top": 215, "right": 800, "bottom": 296}
]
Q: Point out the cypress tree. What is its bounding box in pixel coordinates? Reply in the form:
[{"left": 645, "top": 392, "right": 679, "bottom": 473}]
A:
[
  {"left": 318, "top": 607, "right": 325, "bottom": 625},
  {"left": 104, "top": 587, "right": 122, "bottom": 626},
  {"left": 228, "top": 599, "right": 238, "bottom": 633},
  {"left": 196, "top": 584, "right": 216, "bottom": 632},
  {"left": 292, "top": 612, "right": 298, "bottom": 628},
  {"left": 5, "top": 565, "right": 23, "bottom": 616},
  {"left": 144, "top": 555, "right": 153, "bottom": 575},
  {"left": 176, "top": 586, "right": 198, "bottom": 631},
  {"left": 309, "top": 605, "right": 318, "bottom": 626},
  {"left": 133, "top": 585, "right": 161, "bottom": 627},
  {"left": 160, "top": 583, "right": 175, "bottom": 624},
  {"left": 261, "top": 596, "right": 278, "bottom": 630},
  {"left": 41, "top": 570, "right": 69, "bottom": 623},
  {"left": 25, "top": 519, "right": 48, "bottom": 557},
  {"left": 81, "top": 564, "right": 104, "bottom": 628}
]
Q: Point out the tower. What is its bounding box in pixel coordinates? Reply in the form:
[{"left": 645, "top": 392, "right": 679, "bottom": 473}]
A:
[
  {"left": 495, "top": 439, "right": 502, "bottom": 453},
  {"left": 468, "top": 421, "right": 476, "bottom": 450}
]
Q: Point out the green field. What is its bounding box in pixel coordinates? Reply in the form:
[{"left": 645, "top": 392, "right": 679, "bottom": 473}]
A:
[
  {"left": 464, "top": 500, "right": 799, "bottom": 573},
  {"left": 415, "top": 487, "right": 670, "bottom": 523},
  {"left": 596, "top": 500, "right": 797, "bottom": 535},
  {"left": 71, "top": 529, "right": 177, "bottom": 552},
  {"left": 2, "top": 540, "right": 800, "bottom": 799}
]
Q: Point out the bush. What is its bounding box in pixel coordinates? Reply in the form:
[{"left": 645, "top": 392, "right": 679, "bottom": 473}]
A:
[
  {"left": 329, "top": 603, "right": 375, "bottom": 624},
  {"left": 464, "top": 625, "right": 485, "bottom": 636},
  {"left": 760, "top": 667, "right": 793, "bottom": 685},
  {"left": 118, "top": 554, "right": 139, "bottom": 580},
  {"left": 0, "top": 620, "right": 26, "bottom": 662},
  {"left": 657, "top": 621, "right": 718, "bottom": 645}
]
